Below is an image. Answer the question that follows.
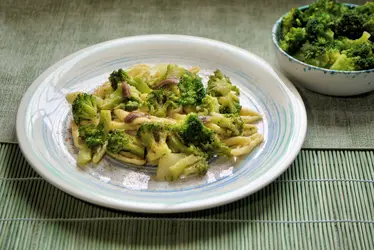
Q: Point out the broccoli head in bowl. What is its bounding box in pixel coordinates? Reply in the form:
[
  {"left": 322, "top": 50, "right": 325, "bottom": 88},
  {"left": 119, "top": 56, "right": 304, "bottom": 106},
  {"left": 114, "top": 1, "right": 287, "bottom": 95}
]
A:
[{"left": 279, "top": 0, "right": 374, "bottom": 71}]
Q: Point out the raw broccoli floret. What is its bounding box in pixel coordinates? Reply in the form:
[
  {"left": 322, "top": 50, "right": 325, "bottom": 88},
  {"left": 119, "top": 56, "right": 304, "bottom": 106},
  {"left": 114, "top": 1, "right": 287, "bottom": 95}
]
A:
[
  {"left": 78, "top": 123, "right": 106, "bottom": 148},
  {"left": 178, "top": 72, "right": 206, "bottom": 106},
  {"left": 137, "top": 123, "right": 172, "bottom": 162},
  {"left": 72, "top": 93, "right": 98, "bottom": 124},
  {"left": 107, "top": 130, "right": 145, "bottom": 158},
  {"left": 142, "top": 89, "right": 179, "bottom": 117},
  {"left": 109, "top": 68, "right": 152, "bottom": 93},
  {"left": 280, "top": 27, "right": 307, "bottom": 54},
  {"left": 177, "top": 113, "right": 231, "bottom": 158},
  {"left": 196, "top": 95, "right": 220, "bottom": 115}
]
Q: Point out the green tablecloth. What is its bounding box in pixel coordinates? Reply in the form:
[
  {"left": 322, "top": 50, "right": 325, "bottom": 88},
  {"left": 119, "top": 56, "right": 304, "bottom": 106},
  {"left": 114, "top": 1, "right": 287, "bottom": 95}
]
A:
[{"left": 1, "top": 0, "right": 373, "bottom": 249}]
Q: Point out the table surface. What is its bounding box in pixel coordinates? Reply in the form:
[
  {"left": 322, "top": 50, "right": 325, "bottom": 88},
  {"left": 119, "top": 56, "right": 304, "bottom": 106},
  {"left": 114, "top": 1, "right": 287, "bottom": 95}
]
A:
[{"left": 0, "top": 0, "right": 373, "bottom": 249}]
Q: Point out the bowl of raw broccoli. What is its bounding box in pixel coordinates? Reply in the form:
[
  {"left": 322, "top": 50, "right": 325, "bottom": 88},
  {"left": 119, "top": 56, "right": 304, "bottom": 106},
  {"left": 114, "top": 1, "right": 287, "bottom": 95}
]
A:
[{"left": 272, "top": 0, "right": 374, "bottom": 96}]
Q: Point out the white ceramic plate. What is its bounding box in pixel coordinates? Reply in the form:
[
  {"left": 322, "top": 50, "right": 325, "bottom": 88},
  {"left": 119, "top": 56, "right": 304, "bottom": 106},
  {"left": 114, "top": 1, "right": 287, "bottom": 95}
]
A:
[{"left": 16, "top": 35, "right": 307, "bottom": 213}]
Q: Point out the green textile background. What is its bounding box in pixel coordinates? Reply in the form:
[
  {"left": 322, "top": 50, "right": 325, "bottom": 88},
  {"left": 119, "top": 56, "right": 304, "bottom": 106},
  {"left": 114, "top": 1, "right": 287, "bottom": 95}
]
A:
[{"left": 0, "top": 0, "right": 373, "bottom": 148}]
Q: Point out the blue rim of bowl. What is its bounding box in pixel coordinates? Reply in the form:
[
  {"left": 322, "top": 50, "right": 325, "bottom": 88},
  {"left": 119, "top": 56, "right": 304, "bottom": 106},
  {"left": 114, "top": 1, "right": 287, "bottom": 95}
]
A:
[{"left": 272, "top": 3, "right": 374, "bottom": 74}]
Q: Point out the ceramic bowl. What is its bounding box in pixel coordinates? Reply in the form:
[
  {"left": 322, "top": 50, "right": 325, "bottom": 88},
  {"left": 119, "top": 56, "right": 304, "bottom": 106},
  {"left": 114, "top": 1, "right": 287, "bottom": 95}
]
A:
[{"left": 272, "top": 4, "right": 374, "bottom": 96}]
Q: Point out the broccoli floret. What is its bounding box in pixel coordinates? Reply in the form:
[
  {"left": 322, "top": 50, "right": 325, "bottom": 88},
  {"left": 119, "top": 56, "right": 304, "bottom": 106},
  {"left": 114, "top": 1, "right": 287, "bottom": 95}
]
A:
[
  {"left": 305, "top": 0, "right": 349, "bottom": 17},
  {"left": 177, "top": 113, "right": 231, "bottom": 158},
  {"left": 72, "top": 93, "right": 98, "bottom": 124},
  {"left": 218, "top": 92, "right": 242, "bottom": 115},
  {"left": 169, "top": 155, "right": 209, "bottom": 180},
  {"left": 294, "top": 42, "right": 341, "bottom": 68},
  {"left": 109, "top": 68, "right": 152, "bottom": 93},
  {"left": 143, "top": 89, "right": 179, "bottom": 117},
  {"left": 305, "top": 14, "right": 334, "bottom": 43},
  {"left": 363, "top": 19, "right": 374, "bottom": 40},
  {"left": 164, "top": 64, "right": 186, "bottom": 79},
  {"left": 207, "top": 114, "right": 244, "bottom": 138},
  {"left": 207, "top": 70, "right": 239, "bottom": 96},
  {"left": 330, "top": 54, "right": 356, "bottom": 71},
  {"left": 335, "top": 12, "right": 365, "bottom": 40},
  {"left": 107, "top": 130, "right": 145, "bottom": 158},
  {"left": 156, "top": 153, "right": 209, "bottom": 181},
  {"left": 280, "top": 27, "right": 307, "bottom": 54},
  {"left": 207, "top": 70, "right": 241, "bottom": 115},
  {"left": 167, "top": 132, "right": 205, "bottom": 156},
  {"left": 282, "top": 8, "right": 306, "bottom": 36},
  {"left": 78, "top": 123, "right": 106, "bottom": 148},
  {"left": 344, "top": 42, "right": 374, "bottom": 70},
  {"left": 196, "top": 95, "right": 220, "bottom": 115},
  {"left": 178, "top": 72, "right": 206, "bottom": 106},
  {"left": 340, "top": 31, "right": 371, "bottom": 49},
  {"left": 354, "top": 2, "right": 374, "bottom": 17},
  {"left": 101, "top": 84, "right": 123, "bottom": 110},
  {"left": 137, "top": 123, "right": 172, "bottom": 162}
]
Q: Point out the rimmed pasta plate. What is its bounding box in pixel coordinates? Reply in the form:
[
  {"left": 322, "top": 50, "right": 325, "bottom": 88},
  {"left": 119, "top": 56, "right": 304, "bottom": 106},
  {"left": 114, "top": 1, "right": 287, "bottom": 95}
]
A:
[{"left": 16, "top": 35, "right": 307, "bottom": 213}]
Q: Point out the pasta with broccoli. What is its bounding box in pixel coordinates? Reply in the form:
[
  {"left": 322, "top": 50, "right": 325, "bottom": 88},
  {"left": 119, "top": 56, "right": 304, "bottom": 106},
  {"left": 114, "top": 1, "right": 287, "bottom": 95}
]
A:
[{"left": 66, "top": 63, "right": 264, "bottom": 181}]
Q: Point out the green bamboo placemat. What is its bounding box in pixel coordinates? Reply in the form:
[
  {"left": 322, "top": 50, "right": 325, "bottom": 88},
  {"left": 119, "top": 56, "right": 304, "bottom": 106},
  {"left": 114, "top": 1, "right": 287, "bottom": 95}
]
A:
[
  {"left": 1, "top": 0, "right": 373, "bottom": 149},
  {"left": 0, "top": 143, "right": 373, "bottom": 249}
]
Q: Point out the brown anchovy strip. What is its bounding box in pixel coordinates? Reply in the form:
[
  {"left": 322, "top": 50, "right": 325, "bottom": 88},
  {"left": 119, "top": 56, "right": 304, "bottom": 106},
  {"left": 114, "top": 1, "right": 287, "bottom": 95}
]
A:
[
  {"left": 121, "top": 81, "right": 131, "bottom": 98},
  {"left": 124, "top": 112, "right": 148, "bottom": 123},
  {"left": 154, "top": 78, "right": 179, "bottom": 88}
]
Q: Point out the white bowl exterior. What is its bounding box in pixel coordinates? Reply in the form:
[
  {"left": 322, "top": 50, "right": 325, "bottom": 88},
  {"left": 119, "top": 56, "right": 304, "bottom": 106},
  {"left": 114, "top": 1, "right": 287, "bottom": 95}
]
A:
[
  {"left": 274, "top": 48, "right": 374, "bottom": 96},
  {"left": 16, "top": 35, "right": 307, "bottom": 213}
]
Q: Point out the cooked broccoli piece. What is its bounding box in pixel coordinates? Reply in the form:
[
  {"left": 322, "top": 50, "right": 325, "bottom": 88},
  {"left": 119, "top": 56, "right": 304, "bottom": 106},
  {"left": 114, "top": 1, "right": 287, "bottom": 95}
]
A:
[
  {"left": 168, "top": 155, "right": 208, "bottom": 180},
  {"left": 305, "top": 13, "right": 334, "bottom": 43},
  {"left": 343, "top": 42, "right": 374, "bottom": 70},
  {"left": 354, "top": 2, "right": 374, "bottom": 17},
  {"left": 178, "top": 72, "right": 206, "bottom": 106},
  {"left": 330, "top": 54, "right": 356, "bottom": 71},
  {"left": 207, "top": 70, "right": 239, "bottom": 96},
  {"left": 142, "top": 89, "right": 179, "bottom": 117},
  {"left": 340, "top": 31, "right": 371, "bottom": 49},
  {"left": 101, "top": 84, "right": 123, "bottom": 110},
  {"left": 196, "top": 95, "right": 220, "bottom": 115},
  {"left": 156, "top": 153, "right": 209, "bottom": 181},
  {"left": 294, "top": 42, "right": 341, "bottom": 68},
  {"left": 109, "top": 68, "right": 152, "bottom": 93},
  {"left": 107, "top": 130, "right": 145, "bottom": 158},
  {"left": 137, "top": 123, "right": 172, "bottom": 162},
  {"left": 167, "top": 132, "right": 205, "bottom": 156},
  {"left": 218, "top": 92, "right": 242, "bottom": 115},
  {"left": 282, "top": 8, "right": 306, "bottom": 36},
  {"left": 78, "top": 123, "right": 107, "bottom": 148},
  {"left": 164, "top": 64, "right": 186, "bottom": 79},
  {"left": 207, "top": 70, "right": 241, "bottom": 114},
  {"left": 304, "top": 0, "right": 349, "bottom": 17},
  {"left": 72, "top": 93, "right": 98, "bottom": 124},
  {"left": 335, "top": 12, "right": 365, "bottom": 40},
  {"left": 280, "top": 27, "right": 307, "bottom": 54},
  {"left": 177, "top": 113, "right": 231, "bottom": 158},
  {"left": 207, "top": 114, "right": 244, "bottom": 138}
]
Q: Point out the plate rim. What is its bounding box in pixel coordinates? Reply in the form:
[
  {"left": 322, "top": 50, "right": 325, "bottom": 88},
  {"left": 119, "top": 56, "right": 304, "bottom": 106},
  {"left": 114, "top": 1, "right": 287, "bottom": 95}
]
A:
[{"left": 16, "top": 34, "right": 307, "bottom": 213}]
